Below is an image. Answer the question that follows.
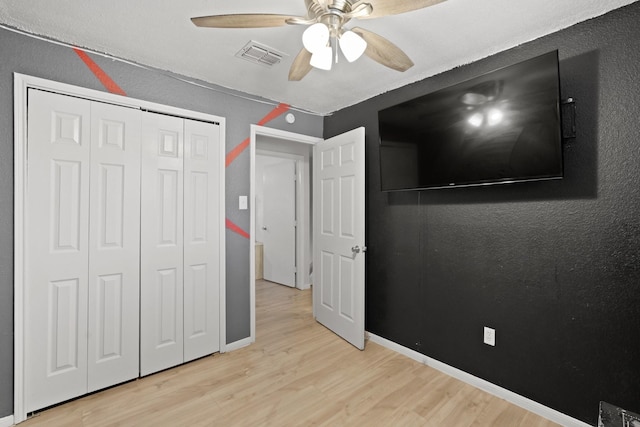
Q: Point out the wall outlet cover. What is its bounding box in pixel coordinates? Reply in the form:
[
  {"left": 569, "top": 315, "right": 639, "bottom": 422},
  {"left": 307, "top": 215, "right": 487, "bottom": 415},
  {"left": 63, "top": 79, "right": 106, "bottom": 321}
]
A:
[{"left": 484, "top": 327, "right": 496, "bottom": 346}]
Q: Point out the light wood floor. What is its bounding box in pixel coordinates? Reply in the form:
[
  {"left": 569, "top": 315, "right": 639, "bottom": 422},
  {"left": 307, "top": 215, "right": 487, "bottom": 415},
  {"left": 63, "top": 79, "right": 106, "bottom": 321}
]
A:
[{"left": 21, "top": 280, "right": 559, "bottom": 426}]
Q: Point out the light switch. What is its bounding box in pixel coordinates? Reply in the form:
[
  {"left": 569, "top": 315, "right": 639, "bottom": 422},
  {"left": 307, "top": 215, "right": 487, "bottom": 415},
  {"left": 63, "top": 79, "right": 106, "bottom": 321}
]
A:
[{"left": 239, "top": 195, "right": 248, "bottom": 210}]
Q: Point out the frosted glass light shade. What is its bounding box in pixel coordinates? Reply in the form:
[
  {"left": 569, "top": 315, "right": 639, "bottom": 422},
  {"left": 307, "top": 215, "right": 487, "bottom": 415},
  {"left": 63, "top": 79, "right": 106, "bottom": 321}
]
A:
[
  {"left": 302, "top": 23, "right": 330, "bottom": 54},
  {"left": 310, "top": 46, "right": 333, "bottom": 70},
  {"left": 487, "top": 108, "right": 504, "bottom": 126},
  {"left": 339, "top": 30, "right": 367, "bottom": 62},
  {"left": 468, "top": 112, "right": 483, "bottom": 127}
]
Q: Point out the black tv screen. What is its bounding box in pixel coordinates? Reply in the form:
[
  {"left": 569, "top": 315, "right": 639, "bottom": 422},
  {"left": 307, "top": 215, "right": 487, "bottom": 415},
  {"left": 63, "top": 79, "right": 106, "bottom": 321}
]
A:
[{"left": 378, "top": 50, "right": 563, "bottom": 191}]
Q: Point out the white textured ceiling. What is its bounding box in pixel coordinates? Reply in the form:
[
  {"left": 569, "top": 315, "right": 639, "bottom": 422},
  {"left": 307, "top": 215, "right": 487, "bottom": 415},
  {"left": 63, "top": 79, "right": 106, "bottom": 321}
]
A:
[{"left": 0, "top": 0, "right": 636, "bottom": 114}]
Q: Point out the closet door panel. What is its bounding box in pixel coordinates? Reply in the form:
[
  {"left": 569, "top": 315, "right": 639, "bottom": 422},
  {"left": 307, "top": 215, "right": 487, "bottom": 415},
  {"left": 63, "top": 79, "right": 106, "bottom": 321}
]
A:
[
  {"left": 87, "top": 102, "right": 141, "bottom": 392},
  {"left": 25, "top": 90, "right": 91, "bottom": 412},
  {"left": 183, "top": 119, "right": 221, "bottom": 362},
  {"left": 140, "top": 112, "right": 185, "bottom": 376}
]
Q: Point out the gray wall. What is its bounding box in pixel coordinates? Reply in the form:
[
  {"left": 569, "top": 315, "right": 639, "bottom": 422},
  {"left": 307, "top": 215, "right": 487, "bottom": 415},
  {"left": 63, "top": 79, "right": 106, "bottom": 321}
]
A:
[
  {"left": 324, "top": 3, "right": 640, "bottom": 425},
  {"left": 0, "top": 27, "right": 323, "bottom": 417}
]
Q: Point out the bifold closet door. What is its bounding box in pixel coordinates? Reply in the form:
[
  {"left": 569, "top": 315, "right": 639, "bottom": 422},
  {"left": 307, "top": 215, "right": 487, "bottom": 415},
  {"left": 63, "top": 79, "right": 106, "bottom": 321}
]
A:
[
  {"left": 140, "top": 114, "right": 222, "bottom": 375},
  {"left": 140, "top": 112, "right": 185, "bottom": 376},
  {"left": 25, "top": 90, "right": 142, "bottom": 411},
  {"left": 87, "top": 101, "right": 141, "bottom": 392},
  {"left": 26, "top": 90, "right": 91, "bottom": 412},
  {"left": 183, "top": 119, "right": 221, "bottom": 362}
]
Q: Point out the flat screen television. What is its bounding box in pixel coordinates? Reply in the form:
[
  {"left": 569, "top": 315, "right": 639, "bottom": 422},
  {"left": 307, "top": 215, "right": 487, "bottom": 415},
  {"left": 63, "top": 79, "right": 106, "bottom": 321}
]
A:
[{"left": 378, "top": 50, "right": 563, "bottom": 191}]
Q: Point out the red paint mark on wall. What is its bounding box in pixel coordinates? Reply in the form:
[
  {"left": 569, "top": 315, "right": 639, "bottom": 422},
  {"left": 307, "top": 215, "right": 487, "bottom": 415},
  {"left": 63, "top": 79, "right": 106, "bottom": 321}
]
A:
[
  {"left": 258, "top": 103, "right": 290, "bottom": 125},
  {"left": 224, "top": 103, "right": 291, "bottom": 240},
  {"left": 226, "top": 218, "right": 250, "bottom": 239},
  {"left": 225, "top": 103, "right": 291, "bottom": 167},
  {"left": 73, "top": 48, "right": 127, "bottom": 96},
  {"left": 225, "top": 137, "right": 250, "bottom": 168}
]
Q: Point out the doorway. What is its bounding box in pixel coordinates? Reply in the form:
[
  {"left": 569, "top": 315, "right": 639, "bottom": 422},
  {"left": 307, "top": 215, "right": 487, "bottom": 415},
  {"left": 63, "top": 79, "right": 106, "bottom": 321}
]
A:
[{"left": 249, "top": 125, "right": 322, "bottom": 342}]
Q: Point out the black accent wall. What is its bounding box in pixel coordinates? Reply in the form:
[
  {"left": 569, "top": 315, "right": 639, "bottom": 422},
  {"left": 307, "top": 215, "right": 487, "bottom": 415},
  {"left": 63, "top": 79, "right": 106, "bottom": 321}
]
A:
[{"left": 324, "top": 3, "right": 640, "bottom": 425}]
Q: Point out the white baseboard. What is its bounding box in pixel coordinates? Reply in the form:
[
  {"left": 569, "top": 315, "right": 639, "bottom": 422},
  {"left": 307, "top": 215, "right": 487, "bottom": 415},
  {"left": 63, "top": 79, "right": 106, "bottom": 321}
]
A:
[
  {"left": 366, "top": 332, "right": 591, "bottom": 427},
  {"left": 299, "top": 282, "right": 311, "bottom": 291},
  {"left": 224, "top": 336, "right": 253, "bottom": 352},
  {"left": 0, "top": 414, "right": 14, "bottom": 427}
]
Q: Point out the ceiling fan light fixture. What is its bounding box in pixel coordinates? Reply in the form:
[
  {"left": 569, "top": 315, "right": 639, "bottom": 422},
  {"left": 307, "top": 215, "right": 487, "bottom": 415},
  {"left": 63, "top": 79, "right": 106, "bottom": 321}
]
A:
[
  {"left": 310, "top": 46, "right": 333, "bottom": 70},
  {"left": 302, "top": 23, "right": 330, "bottom": 54},
  {"left": 191, "top": 0, "right": 436, "bottom": 81},
  {"left": 339, "top": 30, "right": 367, "bottom": 62}
]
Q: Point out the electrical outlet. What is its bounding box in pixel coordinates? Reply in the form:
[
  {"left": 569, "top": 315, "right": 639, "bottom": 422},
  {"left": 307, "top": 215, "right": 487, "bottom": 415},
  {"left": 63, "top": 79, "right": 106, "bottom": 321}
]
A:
[{"left": 483, "top": 327, "right": 496, "bottom": 346}]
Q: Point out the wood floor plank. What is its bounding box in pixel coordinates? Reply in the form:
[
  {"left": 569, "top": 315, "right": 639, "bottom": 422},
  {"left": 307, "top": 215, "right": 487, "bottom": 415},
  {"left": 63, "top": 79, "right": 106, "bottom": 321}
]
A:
[{"left": 20, "top": 280, "right": 560, "bottom": 426}]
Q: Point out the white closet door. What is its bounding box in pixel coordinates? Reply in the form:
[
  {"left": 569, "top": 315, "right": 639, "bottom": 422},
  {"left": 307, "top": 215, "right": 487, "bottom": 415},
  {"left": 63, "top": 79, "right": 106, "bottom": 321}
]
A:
[
  {"left": 183, "top": 119, "right": 221, "bottom": 362},
  {"left": 25, "top": 90, "right": 91, "bottom": 411},
  {"left": 140, "top": 112, "right": 185, "bottom": 376},
  {"left": 87, "top": 102, "right": 141, "bottom": 391}
]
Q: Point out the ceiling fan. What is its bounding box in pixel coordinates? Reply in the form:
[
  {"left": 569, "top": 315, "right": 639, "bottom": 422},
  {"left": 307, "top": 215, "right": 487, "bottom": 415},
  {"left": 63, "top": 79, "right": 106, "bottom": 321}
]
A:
[{"left": 191, "top": 0, "right": 446, "bottom": 81}]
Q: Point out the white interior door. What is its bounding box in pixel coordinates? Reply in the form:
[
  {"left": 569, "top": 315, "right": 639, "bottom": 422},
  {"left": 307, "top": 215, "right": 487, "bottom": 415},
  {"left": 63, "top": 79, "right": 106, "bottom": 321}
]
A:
[
  {"left": 87, "top": 102, "right": 141, "bottom": 392},
  {"left": 262, "top": 159, "right": 296, "bottom": 287},
  {"left": 312, "top": 127, "right": 366, "bottom": 350},
  {"left": 140, "top": 112, "right": 185, "bottom": 376},
  {"left": 183, "top": 119, "right": 221, "bottom": 362},
  {"left": 25, "top": 89, "right": 91, "bottom": 411}
]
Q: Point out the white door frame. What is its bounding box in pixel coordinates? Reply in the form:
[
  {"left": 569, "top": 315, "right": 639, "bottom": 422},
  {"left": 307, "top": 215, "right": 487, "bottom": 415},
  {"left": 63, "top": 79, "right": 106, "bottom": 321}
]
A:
[
  {"left": 13, "top": 73, "right": 227, "bottom": 423},
  {"left": 249, "top": 125, "right": 322, "bottom": 343}
]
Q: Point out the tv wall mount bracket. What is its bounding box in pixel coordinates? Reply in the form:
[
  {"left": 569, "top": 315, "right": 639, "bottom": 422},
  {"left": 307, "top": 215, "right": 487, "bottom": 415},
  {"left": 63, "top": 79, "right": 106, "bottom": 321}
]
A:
[{"left": 561, "top": 97, "right": 576, "bottom": 140}]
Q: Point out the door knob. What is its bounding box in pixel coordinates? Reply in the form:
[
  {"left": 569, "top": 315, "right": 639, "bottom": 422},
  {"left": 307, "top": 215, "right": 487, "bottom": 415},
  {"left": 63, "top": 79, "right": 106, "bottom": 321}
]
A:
[{"left": 351, "top": 245, "right": 367, "bottom": 254}]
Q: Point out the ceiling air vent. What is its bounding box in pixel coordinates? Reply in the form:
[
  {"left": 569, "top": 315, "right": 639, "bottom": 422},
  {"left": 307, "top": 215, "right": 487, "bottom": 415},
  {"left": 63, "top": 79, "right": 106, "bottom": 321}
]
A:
[{"left": 236, "top": 41, "right": 286, "bottom": 67}]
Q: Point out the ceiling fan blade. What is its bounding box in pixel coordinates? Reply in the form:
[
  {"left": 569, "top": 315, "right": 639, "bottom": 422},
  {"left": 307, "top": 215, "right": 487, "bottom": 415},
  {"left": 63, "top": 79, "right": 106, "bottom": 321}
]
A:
[
  {"left": 353, "top": 0, "right": 446, "bottom": 19},
  {"left": 191, "top": 14, "right": 302, "bottom": 28},
  {"left": 352, "top": 27, "right": 414, "bottom": 72},
  {"left": 289, "top": 49, "right": 314, "bottom": 81}
]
